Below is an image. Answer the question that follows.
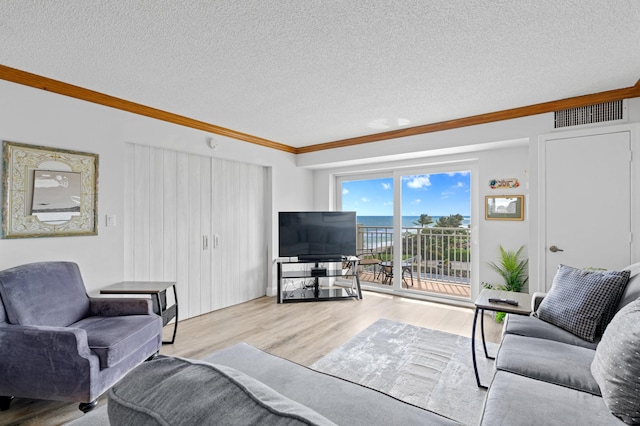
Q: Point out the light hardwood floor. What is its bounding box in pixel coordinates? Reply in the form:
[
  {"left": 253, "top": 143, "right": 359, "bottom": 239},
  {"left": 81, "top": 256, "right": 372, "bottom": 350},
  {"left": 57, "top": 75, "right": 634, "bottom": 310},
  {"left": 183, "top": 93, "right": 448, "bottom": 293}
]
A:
[{"left": 1, "top": 291, "right": 503, "bottom": 426}]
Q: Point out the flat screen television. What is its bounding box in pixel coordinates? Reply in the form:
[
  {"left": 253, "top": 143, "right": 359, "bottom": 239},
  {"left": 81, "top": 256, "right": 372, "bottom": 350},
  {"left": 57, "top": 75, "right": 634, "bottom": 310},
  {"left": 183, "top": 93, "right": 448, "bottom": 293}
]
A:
[{"left": 278, "top": 211, "right": 357, "bottom": 261}]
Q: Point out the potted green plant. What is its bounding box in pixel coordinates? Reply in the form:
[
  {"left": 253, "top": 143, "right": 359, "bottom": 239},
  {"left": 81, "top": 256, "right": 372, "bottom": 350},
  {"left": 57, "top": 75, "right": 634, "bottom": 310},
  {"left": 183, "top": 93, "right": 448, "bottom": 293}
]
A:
[{"left": 485, "top": 245, "right": 529, "bottom": 322}]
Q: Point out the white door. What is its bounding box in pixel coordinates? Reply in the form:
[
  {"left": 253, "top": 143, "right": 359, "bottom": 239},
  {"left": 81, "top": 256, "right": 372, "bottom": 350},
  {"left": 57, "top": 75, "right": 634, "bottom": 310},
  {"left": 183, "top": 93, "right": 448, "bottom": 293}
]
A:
[
  {"left": 125, "top": 144, "right": 267, "bottom": 320},
  {"left": 211, "top": 158, "right": 268, "bottom": 309},
  {"left": 543, "top": 131, "right": 632, "bottom": 288}
]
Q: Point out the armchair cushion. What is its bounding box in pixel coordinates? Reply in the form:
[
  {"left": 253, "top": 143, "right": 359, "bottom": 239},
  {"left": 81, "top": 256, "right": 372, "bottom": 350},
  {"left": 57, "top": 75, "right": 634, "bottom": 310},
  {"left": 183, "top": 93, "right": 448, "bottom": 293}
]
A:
[
  {"left": 72, "top": 314, "right": 162, "bottom": 369},
  {"left": 0, "top": 262, "right": 89, "bottom": 326}
]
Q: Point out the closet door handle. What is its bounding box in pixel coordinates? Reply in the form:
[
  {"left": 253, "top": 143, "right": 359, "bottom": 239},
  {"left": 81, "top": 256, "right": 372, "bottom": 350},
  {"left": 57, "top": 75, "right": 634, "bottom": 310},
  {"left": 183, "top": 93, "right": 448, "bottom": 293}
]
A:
[{"left": 203, "top": 235, "right": 209, "bottom": 250}]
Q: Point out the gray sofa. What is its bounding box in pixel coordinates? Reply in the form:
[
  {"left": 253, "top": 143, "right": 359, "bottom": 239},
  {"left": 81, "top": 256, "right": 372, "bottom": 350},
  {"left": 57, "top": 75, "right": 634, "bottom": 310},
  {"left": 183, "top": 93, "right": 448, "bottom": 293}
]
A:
[
  {"left": 480, "top": 263, "right": 640, "bottom": 425},
  {"left": 68, "top": 263, "right": 640, "bottom": 425},
  {"left": 102, "top": 343, "right": 460, "bottom": 425}
]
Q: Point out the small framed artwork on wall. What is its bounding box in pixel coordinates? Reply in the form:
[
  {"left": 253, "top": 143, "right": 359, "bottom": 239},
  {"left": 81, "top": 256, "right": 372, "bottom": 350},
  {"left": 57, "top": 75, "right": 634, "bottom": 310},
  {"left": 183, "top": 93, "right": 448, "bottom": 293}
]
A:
[{"left": 485, "top": 195, "right": 524, "bottom": 221}]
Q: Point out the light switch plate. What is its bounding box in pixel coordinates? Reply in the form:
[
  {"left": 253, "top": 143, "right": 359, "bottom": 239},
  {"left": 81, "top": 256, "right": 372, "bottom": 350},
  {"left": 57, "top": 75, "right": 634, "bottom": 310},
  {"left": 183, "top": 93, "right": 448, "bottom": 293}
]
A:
[{"left": 106, "top": 215, "right": 116, "bottom": 227}]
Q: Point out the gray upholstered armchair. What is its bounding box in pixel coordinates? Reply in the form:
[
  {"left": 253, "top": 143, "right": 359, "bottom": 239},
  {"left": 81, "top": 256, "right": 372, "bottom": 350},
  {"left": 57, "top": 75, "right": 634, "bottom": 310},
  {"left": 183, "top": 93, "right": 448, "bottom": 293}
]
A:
[{"left": 0, "top": 261, "right": 162, "bottom": 412}]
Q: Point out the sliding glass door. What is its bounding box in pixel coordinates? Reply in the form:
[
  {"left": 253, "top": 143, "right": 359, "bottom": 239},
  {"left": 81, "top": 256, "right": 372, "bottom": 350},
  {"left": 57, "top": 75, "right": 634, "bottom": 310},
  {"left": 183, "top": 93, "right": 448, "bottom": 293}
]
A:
[
  {"left": 338, "top": 165, "right": 473, "bottom": 301},
  {"left": 340, "top": 174, "right": 394, "bottom": 286},
  {"left": 398, "top": 170, "right": 471, "bottom": 299}
]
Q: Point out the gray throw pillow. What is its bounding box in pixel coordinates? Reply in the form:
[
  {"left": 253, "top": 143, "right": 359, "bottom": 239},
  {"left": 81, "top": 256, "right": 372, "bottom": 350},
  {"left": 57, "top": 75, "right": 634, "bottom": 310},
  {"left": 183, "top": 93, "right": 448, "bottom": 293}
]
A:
[
  {"left": 108, "top": 355, "right": 337, "bottom": 426},
  {"left": 534, "top": 265, "right": 630, "bottom": 342},
  {"left": 591, "top": 297, "right": 640, "bottom": 425}
]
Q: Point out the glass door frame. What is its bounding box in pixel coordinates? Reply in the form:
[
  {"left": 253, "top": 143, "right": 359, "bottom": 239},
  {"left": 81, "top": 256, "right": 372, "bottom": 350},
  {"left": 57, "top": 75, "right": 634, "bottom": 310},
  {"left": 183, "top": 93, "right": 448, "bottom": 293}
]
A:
[
  {"left": 336, "top": 171, "right": 393, "bottom": 289},
  {"left": 336, "top": 160, "right": 480, "bottom": 300}
]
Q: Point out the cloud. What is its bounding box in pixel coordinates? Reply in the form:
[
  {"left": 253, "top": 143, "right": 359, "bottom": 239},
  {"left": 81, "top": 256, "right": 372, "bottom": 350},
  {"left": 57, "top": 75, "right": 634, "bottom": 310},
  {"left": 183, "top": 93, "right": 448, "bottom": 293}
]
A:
[
  {"left": 447, "top": 171, "right": 470, "bottom": 177},
  {"left": 410, "top": 198, "right": 421, "bottom": 204},
  {"left": 455, "top": 182, "right": 464, "bottom": 188},
  {"left": 406, "top": 175, "right": 431, "bottom": 189},
  {"left": 381, "top": 182, "right": 391, "bottom": 190},
  {"left": 361, "top": 197, "right": 370, "bottom": 202},
  {"left": 342, "top": 188, "right": 349, "bottom": 195}
]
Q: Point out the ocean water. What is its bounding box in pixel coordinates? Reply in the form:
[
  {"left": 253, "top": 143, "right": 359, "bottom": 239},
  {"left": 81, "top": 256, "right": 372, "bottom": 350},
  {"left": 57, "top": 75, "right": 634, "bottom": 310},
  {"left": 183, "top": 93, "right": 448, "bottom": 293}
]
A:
[{"left": 357, "top": 216, "right": 471, "bottom": 228}]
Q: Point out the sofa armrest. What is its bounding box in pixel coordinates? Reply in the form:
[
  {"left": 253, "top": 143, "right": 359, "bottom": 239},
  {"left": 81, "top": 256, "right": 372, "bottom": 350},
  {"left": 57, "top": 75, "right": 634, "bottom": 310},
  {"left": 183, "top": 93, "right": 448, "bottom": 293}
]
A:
[
  {"left": 0, "top": 324, "right": 98, "bottom": 398},
  {"left": 0, "top": 323, "right": 93, "bottom": 357},
  {"left": 89, "top": 298, "right": 154, "bottom": 316},
  {"left": 531, "top": 292, "right": 547, "bottom": 312}
]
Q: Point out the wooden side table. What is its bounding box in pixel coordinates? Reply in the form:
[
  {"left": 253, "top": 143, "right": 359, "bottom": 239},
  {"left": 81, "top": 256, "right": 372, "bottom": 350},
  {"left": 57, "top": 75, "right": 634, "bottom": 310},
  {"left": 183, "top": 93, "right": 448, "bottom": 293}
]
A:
[
  {"left": 100, "top": 281, "right": 178, "bottom": 344},
  {"left": 472, "top": 288, "right": 532, "bottom": 388}
]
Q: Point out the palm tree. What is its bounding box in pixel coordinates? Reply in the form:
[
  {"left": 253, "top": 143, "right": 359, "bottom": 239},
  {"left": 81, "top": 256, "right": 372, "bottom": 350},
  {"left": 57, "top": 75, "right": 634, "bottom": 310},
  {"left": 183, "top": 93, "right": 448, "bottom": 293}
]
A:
[
  {"left": 413, "top": 213, "right": 433, "bottom": 228},
  {"left": 434, "top": 214, "right": 464, "bottom": 228}
]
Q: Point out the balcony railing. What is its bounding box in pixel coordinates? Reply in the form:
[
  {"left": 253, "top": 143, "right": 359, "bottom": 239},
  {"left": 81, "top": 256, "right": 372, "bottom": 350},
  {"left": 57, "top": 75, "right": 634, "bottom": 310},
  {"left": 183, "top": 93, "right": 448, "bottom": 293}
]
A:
[{"left": 357, "top": 224, "right": 471, "bottom": 293}]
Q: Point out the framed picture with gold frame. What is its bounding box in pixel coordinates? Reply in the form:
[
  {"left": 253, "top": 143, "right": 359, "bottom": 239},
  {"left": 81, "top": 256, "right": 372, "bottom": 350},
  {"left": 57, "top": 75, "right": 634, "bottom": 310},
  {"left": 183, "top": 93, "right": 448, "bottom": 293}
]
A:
[
  {"left": 2, "top": 141, "right": 98, "bottom": 238},
  {"left": 485, "top": 195, "right": 524, "bottom": 221}
]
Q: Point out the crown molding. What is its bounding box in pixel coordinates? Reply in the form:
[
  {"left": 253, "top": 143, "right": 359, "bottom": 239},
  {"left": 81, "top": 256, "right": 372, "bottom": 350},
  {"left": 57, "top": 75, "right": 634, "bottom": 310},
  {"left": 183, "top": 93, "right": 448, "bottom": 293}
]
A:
[
  {"left": 297, "top": 80, "right": 640, "bottom": 154},
  {"left": 0, "top": 64, "right": 296, "bottom": 154},
  {"left": 1, "top": 64, "right": 638, "bottom": 156}
]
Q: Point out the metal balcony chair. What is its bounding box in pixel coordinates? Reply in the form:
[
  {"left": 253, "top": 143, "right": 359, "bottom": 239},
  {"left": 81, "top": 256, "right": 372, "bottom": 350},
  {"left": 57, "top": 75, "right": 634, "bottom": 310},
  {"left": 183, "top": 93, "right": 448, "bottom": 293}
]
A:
[
  {"left": 356, "top": 249, "right": 382, "bottom": 280},
  {"left": 380, "top": 261, "right": 412, "bottom": 287}
]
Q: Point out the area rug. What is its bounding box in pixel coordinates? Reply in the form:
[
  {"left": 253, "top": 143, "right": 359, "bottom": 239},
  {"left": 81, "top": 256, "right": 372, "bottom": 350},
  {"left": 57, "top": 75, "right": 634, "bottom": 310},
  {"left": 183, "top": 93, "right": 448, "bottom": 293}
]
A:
[{"left": 310, "top": 318, "right": 498, "bottom": 426}]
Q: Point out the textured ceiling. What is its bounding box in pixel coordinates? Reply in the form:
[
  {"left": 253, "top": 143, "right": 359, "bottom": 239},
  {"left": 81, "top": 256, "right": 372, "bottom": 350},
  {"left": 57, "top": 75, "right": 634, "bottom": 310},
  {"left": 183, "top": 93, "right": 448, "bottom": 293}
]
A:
[{"left": 1, "top": 1, "right": 639, "bottom": 148}]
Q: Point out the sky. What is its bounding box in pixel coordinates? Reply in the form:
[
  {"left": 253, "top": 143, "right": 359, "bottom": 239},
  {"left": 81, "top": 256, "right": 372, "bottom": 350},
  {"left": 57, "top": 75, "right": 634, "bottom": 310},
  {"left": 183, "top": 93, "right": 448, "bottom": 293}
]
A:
[{"left": 341, "top": 171, "right": 470, "bottom": 216}]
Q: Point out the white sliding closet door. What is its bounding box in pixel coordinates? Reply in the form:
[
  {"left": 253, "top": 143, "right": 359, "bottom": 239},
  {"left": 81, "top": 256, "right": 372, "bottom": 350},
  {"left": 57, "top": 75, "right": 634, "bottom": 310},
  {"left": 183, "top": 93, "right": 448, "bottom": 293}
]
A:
[
  {"left": 125, "top": 143, "right": 267, "bottom": 320},
  {"left": 211, "top": 158, "right": 267, "bottom": 309}
]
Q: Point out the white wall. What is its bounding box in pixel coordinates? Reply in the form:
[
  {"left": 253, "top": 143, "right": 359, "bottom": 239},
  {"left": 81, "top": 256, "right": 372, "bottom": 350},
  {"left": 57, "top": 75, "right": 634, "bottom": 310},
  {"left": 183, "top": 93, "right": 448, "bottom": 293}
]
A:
[
  {"left": 297, "top": 114, "right": 550, "bottom": 169},
  {"left": 476, "top": 146, "right": 529, "bottom": 288},
  {"left": 0, "top": 80, "right": 314, "bottom": 296},
  {"left": 2, "top": 77, "right": 638, "bottom": 300},
  {"left": 308, "top": 99, "right": 640, "bottom": 298},
  {"left": 0, "top": 81, "right": 125, "bottom": 292},
  {"left": 311, "top": 145, "right": 530, "bottom": 297}
]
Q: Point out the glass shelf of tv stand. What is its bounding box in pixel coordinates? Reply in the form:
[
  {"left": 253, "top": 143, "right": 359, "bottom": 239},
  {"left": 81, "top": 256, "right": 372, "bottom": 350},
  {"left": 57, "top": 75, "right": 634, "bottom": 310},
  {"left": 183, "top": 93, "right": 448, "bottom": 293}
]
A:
[
  {"left": 276, "top": 258, "right": 362, "bottom": 303},
  {"left": 280, "top": 269, "right": 349, "bottom": 279},
  {"left": 281, "top": 285, "right": 359, "bottom": 302}
]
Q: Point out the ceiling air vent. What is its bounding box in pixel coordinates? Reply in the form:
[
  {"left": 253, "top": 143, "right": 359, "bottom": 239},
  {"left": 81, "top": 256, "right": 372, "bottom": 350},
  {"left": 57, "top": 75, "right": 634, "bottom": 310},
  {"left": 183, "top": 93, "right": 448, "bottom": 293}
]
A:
[{"left": 554, "top": 100, "right": 626, "bottom": 129}]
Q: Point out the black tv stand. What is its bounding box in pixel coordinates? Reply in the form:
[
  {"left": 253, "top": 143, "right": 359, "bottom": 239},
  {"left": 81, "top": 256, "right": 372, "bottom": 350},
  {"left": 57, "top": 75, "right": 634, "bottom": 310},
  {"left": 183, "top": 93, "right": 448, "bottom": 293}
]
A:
[
  {"left": 277, "top": 257, "right": 362, "bottom": 303},
  {"left": 310, "top": 266, "right": 327, "bottom": 277},
  {"left": 298, "top": 255, "right": 345, "bottom": 262}
]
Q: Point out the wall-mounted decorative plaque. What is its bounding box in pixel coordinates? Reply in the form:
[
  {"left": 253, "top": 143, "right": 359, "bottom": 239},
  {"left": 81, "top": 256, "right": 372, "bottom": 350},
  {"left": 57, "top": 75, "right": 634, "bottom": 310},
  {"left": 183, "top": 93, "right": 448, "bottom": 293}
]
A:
[{"left": 489, "top": 178, "right": 519, "bottom": 189}]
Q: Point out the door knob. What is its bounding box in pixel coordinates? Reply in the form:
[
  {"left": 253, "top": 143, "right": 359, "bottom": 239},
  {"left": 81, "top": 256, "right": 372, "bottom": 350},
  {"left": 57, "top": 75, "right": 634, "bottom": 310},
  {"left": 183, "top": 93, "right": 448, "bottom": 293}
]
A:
[{"left": 549, "top": 245, "right": 564, "bottom": 253}]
